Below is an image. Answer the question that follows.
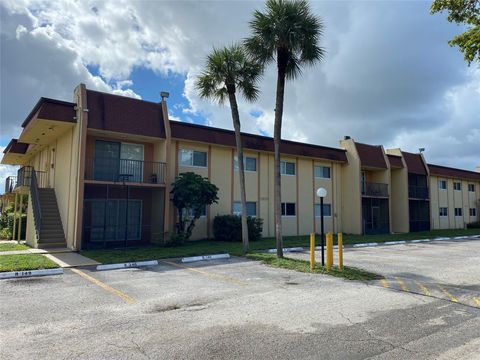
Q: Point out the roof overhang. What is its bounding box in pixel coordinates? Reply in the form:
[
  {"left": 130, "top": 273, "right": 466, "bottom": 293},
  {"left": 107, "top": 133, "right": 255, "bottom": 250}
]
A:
[
  {"left": 1, "top": 139, "right": 29, "bottom": 165},
  {"left": 18, "top": 98, "right": 76, "bottom": 145}
]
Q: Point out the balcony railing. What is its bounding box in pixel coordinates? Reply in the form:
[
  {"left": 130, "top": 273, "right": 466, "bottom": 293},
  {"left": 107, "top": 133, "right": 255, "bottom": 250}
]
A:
[
  {"left": 361, "top": 182, "right": 389, "bottom": 197},
  {"left": 85, "top": 157, "right": 166, "bottom": 185},
  {"left": 409, "top": 186, "right": 429, "bottom": 199},
  {"left": 16, "top": 166, "right": 48, "bottom": 189},
  {"left": 5, "top": 176, "right": 16, "bottom": 193}
]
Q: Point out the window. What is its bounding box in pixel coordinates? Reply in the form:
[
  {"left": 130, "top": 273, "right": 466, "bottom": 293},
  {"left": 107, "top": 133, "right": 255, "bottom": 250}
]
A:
[
  {"left": 438, "top": 180, "right": 447, "bottom": 190},
  {"left": 182, "top": 205, "right": 207, "bottom": 218},
  {"left": 280, "top": 161, "right": 296, "bottom": 176},
  {"left": 439, "top": 207, "right": 448, "bottom": 217},
  {"left": 179, "top": 149, "right": 207, "bottom": 167},
  {"left": 453, "top": 182, "right": 461, "bottom": 191},
  {"left": 233, "top": 201, "right": 257, "bottom": 216},
  {"left": 315, "top": 203, "right": 332, "bottom": 217},
  {"left": 468, "top": 184, "right": 475, "bottom": 192},
  {"left": 314, "top": 165, "right": 331, "bottom": 179},
  {"left": 233, "top": 156, "right": 257, "bottom": 172},
  {"left": 470, "top": 208, "right": 477, "bottom": 217},
  {"left": 94, "top": 140, "right": 144, "bottom": 182},
  {"left": 454, "top": 208, "right": 462, "bottom": 217},
  {"left": 281, "top": 203, "right": 296, "bottom": 216}
]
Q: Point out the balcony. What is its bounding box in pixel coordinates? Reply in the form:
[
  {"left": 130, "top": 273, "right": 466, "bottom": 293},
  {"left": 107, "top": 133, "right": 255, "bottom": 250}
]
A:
[
  {"left": 85, "top": 157, "right": 166, "bottom": 185},
  {"left": 5, "top": 176, "right": 16, "bottom": 193},
  {"left": 409, "top": 186, "right": 429, "bottom": 199},
  {"left": 361, "top": 181, "right": 388, "bottom": 197},
  {"left": 16, "top": 166, "right": 48, "bottom": 189}
]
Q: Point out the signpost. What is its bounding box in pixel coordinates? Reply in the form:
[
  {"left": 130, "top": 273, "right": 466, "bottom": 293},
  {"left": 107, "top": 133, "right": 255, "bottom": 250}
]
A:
[{"left": 316, "top": 187, "right": 327, "bottom": 266}]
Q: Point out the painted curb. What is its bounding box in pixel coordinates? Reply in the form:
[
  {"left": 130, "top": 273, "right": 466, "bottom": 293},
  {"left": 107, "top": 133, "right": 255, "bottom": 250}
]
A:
[
  {"left": 433, "top": 237, "right": 451, "bottom": 241},
  {"left": 96, "top": 260, "right": 158, "bottom": 271},
  {"left": 409, "top": 239, "right": 431, "bottom": 243},
  {"left": 267, "top": 247, "right": 304, "bottom": 253},
  {"left": 0, "top": 268, "right": 63, "bottom": 280},
  {"left": 384, "top": 241, "right": 407, "bottom": 245},
  {"left": 181, "top": 253, "right": 230, "bottom": 263},
  {"left": 353, "top": 242, "right": 379, "bottom": 248}
]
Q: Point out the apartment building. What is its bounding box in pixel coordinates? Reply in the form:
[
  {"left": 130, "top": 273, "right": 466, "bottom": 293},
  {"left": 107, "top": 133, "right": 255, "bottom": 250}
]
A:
[{"left": 2, "top": 84, "right": 479, "bottom": 249}]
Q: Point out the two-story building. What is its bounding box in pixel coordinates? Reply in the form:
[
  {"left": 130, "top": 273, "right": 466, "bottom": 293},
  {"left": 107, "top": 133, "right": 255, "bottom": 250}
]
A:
[{"left": 2, "top": 84, "right": 479, "bottom": 249}]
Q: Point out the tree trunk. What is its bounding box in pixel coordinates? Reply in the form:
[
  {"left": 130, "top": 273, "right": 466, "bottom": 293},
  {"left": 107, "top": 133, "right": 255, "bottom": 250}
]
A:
[
  {"left": 228, "top": 90, "right": 249, "bottom": 253},
  {"left": 274, "top": 50, "right": 287, "bottom": 258}
]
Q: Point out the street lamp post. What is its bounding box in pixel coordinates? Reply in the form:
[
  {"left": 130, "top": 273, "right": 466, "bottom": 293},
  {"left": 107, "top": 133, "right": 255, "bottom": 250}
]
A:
[{"left": 316, "top": 187, "right": 327, "bottom": 266}]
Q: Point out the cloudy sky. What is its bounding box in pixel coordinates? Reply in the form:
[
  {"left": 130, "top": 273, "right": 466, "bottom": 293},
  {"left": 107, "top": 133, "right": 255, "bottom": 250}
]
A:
[{"left": 1, "top": 0, "right": 479, "bottom": 192}]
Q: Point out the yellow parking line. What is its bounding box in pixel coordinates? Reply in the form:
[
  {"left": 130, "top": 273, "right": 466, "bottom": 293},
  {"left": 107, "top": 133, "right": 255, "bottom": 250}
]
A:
[
  {"left": 438, "top": 285, "right": 458, "bottom": 303},
  {"left": 380, "top": 279, "right": 390, "bottom": 288},
  {"left": 413, "top": 280, "right": 432, "bottom": 296},
  {"left": 474, "top": 297, "right": 480, "bottom": 307},
  {"left": 71, "top": 268, "right": 136, "bottom": 304},
  {"left": 161, "top": 260, "right": 247, "bottom": 286},
  {"left": 396, "top": 277, "right": 409, "bottom": 292}
]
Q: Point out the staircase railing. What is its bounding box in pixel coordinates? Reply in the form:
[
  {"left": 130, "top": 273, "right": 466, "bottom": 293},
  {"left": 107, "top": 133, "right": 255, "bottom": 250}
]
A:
[{"left": 31, "top": 168, "right": 42, "bottom": 238}]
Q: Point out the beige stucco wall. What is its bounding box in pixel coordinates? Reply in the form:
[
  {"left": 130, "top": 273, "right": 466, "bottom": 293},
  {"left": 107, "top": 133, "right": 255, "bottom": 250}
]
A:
[
  {"left": 390, "top": 168, "right": 409, "bottom": 233},
  {"left": 339, "top": 139, "right": 362, "bottom": 234}
]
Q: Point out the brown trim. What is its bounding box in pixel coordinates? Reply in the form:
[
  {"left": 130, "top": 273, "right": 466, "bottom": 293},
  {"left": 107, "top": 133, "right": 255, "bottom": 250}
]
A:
[
  {"left": 21, "top": 97, "right": 76, "bottom": 128},
  {"left": 428, "top": 163, "right": 480, "bottom": 181}
]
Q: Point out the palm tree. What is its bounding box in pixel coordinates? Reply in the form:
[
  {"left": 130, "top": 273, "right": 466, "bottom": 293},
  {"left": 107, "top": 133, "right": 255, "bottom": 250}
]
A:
[
  {"left": 196, "top": 44, "right": 262, "bottom": 254},
  {"left": 245, "top": 0, "right": 324, "bottom": 258}
]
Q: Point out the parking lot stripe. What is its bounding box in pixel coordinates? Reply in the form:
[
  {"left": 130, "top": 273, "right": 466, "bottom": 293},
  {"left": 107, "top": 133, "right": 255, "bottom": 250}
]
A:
[
  {"left": 380, "top": 279, "right": 390, "bottom": 288},
  {"left": 71, "top": 268, "right": 137, "bottom": 304},
  {"left": 395, "top": 277, "right": 409, "bottom": 292},
  {"left": 161, "top": 260, "right": 248, "bottom": 286},
  {"left": 474, "top": 297, "right": 480, "bottom": 307},
  {"left": 413, "top": 280, "right": 432, "bottom": 296},
  {"left": 437, "top": 285, "right": 458, "bottom": 303}
]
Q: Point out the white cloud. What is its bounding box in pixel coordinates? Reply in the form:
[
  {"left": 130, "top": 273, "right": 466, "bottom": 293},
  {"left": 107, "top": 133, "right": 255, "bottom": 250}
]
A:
[{"left": 0, "top": 0, "right": 479, "bottom": 175}]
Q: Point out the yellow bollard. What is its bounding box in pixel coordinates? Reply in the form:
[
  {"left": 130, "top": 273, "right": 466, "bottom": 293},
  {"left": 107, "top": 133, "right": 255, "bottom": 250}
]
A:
[
  {"left": 310, "top": 233, "right": 315, "bottom": 271},
  {"left": 338, "top": 233, "right": 343, "bottom": 271},
  {"left": 326, "top": 232, "right": 333, "bottom": 270}
]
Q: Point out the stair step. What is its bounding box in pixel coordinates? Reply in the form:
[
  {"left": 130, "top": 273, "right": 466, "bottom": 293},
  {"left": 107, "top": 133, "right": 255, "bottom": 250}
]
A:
[
  {"left": 37, "top": 242, "right": 66, "bottom": 249},
  {"left": 39, "top": 237, "right": 65, "bottom": 243}
]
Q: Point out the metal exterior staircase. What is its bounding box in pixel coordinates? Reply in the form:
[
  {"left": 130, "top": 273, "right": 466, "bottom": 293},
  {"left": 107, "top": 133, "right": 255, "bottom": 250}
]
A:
[{"left": 36, "top": 188, "right": 66, "bottom": 248}]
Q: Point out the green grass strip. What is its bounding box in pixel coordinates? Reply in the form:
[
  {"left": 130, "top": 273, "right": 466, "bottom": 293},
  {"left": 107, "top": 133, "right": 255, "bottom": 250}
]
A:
[
  {"left": 0, "top": 243, "right": 30, "bottom": 252},
  {"left": 0, "top": 254, "right": 58, "bottom": 272},
  {"left": 246, "top": 253, "right": 380, "bottom": 281}
]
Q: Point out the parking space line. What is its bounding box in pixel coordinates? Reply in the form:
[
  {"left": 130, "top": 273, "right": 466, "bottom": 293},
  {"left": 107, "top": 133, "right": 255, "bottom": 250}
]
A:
[
  {"left": 380, "top": 279, "right": 390, "bottom": 288},
  {"left": 396, "top": 277, "right": 409, "bottom": 292},
  {"left": 71, "top": 268, "right": 137, "bottom": 304},
  {"left": 437, "top": 285, "right": 458, "bottom": 303},
  {"left": 161, "top": 260, "right": 248, "bottom": 286},
  {"left": 413, "top": 280, "right": 432, "bottom": 296},
  {"left": 474, "top": 297, "right": 480, "bottom": 307}
]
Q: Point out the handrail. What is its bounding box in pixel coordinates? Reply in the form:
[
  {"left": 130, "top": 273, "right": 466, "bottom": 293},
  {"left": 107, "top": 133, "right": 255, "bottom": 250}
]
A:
[
  {"left": 361, "top": 181, "right": 389, "bottom": 197},
  {"left": 30, "top": 168, "right": 42, "bottom": 238}
]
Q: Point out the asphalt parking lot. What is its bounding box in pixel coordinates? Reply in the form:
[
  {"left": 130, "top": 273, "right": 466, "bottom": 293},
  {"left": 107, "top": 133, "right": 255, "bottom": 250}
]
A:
[{"left": 1, "top": 238, "right": 479, "bottom": 359}]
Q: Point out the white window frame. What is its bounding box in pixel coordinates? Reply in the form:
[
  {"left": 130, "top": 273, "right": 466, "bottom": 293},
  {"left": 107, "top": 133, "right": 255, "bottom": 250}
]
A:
[
  {"left": 179, "top": 149, "right": 208, "bottom": 168},
  {"left": 280, "top": 161, "right": 296, "bottom": 176},
  {"left": 453, "top": 182, "right": 461, "bottom": 191},
  {"left": 315, "top": 203, "right": 332, "bottom": 217},
  {"left": 182, "top": 205, "right": 207, "bottom": 218},
  {"left": 438, "top": 180, "right": 447, "bottom": 190},
  {"left": 469, "top": 208, "right": 476, "bottom": 217},
  {"left": 233, "top": 156, "right": 257, "bottom": 172},
  {"left": 439, "top": 207, "right": 448, "bottom": 217},
  {"left": 233, "top": 201, "right": 257, "bottom": 217},
  {"left": 468, "top": 184, "right": 475, "bottom": 192},
  {"left": 314, "top": 165, "right": 331, "bottom": 180},
  {"left": 281, "top": 202, "right": 296, "bottom": 217},
  {"left": 454, "top": 208, "right": 462, "bottom": 217}
]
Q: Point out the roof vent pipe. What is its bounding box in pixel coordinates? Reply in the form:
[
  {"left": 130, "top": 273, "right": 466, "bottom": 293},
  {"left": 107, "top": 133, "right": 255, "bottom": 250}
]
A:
[{"left": 344, "top": 136, "right": 351, "bottom": 140}]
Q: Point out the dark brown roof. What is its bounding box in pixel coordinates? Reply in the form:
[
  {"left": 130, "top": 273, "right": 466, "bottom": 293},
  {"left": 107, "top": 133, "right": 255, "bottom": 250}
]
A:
[
  {"left": 170, "top": 121, "right": 348, "bottom": 162},
  {"left": 86, "top": 90, "right": 166, "bottom": 138},
  {"left": 402, "top": 151, "right": 428, "bottom": 175},
  {"left": 22, "top": 98, "right": 76, "bottom": 128},
  {"left": 428, "top": 164, "right": 480, "bottom": 181},
  {"left": 3, "top": 139, "right": 28, "bottom": 154},
  {"left": 355, "top": 142, "right": 387, "bottom": 169},
  {"left": 387, "top": 154, "right": 403, "bottom": 168}
]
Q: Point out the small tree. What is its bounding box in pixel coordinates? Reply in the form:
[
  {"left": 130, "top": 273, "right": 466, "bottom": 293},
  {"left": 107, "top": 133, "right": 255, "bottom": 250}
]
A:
[{"left": 171, "top": 172, "right": 219, "bottom": 242}]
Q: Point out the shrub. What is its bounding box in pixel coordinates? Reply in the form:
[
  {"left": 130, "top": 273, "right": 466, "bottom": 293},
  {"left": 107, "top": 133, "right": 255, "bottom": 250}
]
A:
[
  {"left": 466, "top": 221, "right": 480, "bottom": 229},
  {"left": 213, "top": 215, "right": 263, "bottom": 242}
]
